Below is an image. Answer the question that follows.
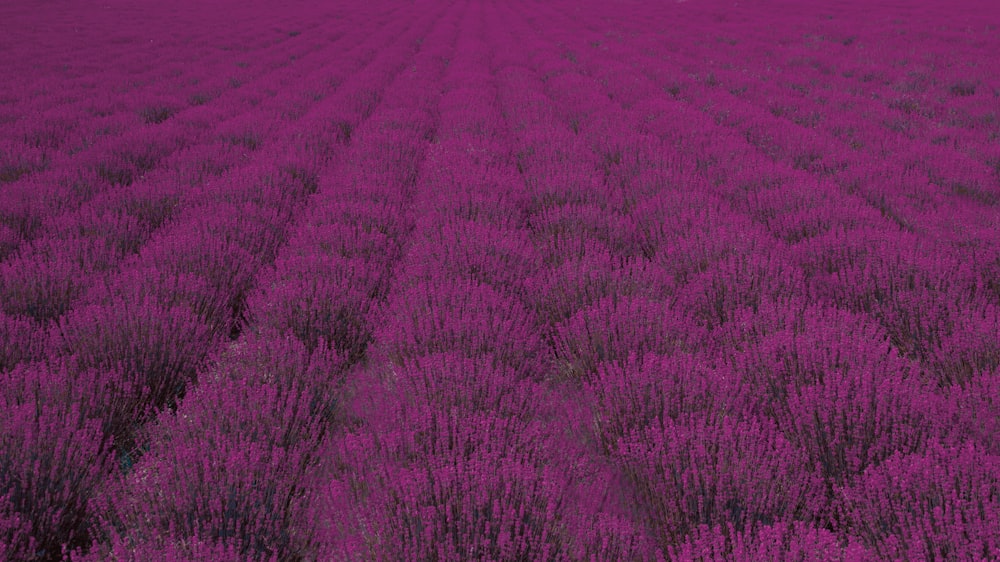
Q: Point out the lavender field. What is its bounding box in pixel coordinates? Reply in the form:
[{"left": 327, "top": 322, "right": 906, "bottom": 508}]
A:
[{"left": 2, "top": 0, "right": 999, "bottom": 560}]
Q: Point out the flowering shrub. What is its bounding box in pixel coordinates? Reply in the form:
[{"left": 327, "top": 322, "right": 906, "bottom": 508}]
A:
[
  {"left": 674, "top": 251, "right": 806, "bottom": 331},
  {"left": 0, "top": 312, "right": 42, "bottom": 373},
  {"left": 730, "top": 304, "right": 920, "bottom": 418},
  {"left": 529, "top": 202, "right": 638, "bottom": 261},
  {"left": 373, "top": 277, "right": 551, "bottom": 380},
  {"left": 405, "top": 218, "right": 541, "bottom": 297},
  {"left": 0, "top": 247, "right": 86, "bottom": 322},
  {"left": 782, "top": 368, "right": 946, "bottom": 488},
  {"left": 586, "top": 352, "right": 743, "bottom": 457},
  {"left": 48, "top": 298, "right": 220, "bottom": 449},
  {"left": 85, "top": 265, "right": 233, "bottom": 338},
  {"left": 838, "top": 440, "right": 1000, "bottom": 561},
  {"left": 185, "top": 201, "right": 293, "bottom": 266},
  {"left": 378, "top": 351, "right": 542, "bottom": 418},
  {"left": 947, "top": 368, "right": 1000, "bottom": 455},
  {"left": 95, "top": 437, "right": 315, "bottom": 562},
  {"left": 924, "top": 299, "right": 1000, "bottom": 388},
  {"left": 248, "top": 254, "right": 377, "bottom": 360},
  {"left": 43, "top": 203, "right": 150, "bottom": 269},
  {"left": 140, "top": 231, "right": 262, "bottom": 335},
  {"left": 0, "top": 396, "right": 114, "bottom": 560},
  {"left": 191, "top": 332, "right": 347, "bottom": 446},
  {"left": 0, "top": 490, "right": 34, "bottom": 561},
  {"left": 552, "top": 295, "right": 706, "bottom": 382},
  {"left": 93, "top": 333, "right": 345, "bottom": 562},
  {"left": 665, "top": 520, "right": 874, "bottom": 561},
  {"left": 529, "top": 244, "right": 674, "bottom": 326},
  {"left": 653, "top": 218, "right": 771, "bottom": 289},
  {"left": 318, "top": 382, "right": 580, "bottom": 561},
  {"left": 74, "top": 535, "right": 253, "bottom": 562},
  {"left": 617, "top": 413, "right": 827, "bottom": 551}
]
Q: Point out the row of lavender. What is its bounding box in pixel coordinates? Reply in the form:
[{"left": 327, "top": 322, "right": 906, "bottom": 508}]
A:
[
  {"left": 315, "top": 2, "right": 639, "bottom": 558},
  {"left": 0, "top": 0, "right": 446, "bottom": 558},
  {"left": 74, "top": 0, "right": 459, "bottom": 559}
]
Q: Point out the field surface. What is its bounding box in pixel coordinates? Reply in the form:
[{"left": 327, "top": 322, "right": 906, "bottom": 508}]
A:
[{"left": 2, "top": 0, "right": 1000, "bottom": 560}]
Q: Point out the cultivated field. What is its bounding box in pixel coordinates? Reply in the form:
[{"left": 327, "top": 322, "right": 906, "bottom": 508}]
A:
[{"left": 1, "top": 0, "right": 999, "bottom": 560}]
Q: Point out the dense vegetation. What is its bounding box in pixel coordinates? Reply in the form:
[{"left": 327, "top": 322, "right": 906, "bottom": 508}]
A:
[{"left": 1, "top": 0, "right": 998, "bottom": 559}]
